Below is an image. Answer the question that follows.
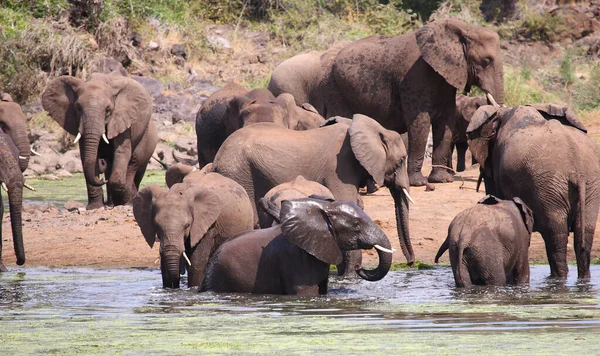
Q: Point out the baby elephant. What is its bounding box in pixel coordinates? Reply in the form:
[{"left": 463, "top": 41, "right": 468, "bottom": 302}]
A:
[
  {"left": 202, "top": 197, "right": 394, "bottom": 296},
  {"left": 435, "top": 195, "right": 534, "bottom": 287},
  {"left": 257, "top": 175, "right": 335, "bottom": 228}
]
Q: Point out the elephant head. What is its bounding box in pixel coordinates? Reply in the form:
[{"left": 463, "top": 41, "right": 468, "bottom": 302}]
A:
[
  {"left": 0, "top": 96, "right": 30, "bottom": 172},
  {"left": 348, "top": 114, "right": 414, "bottom": 264},
  {"left": 41, "top": 72, "right": 152, "bottom": 186},
  {"left": 274, "top": 94, "right": 325, "bottom": 130},
  {"left": 280, "top": 198, "right": 392, "bottom": 281},
  {"left": 478, "top": 194, "right": 534, "bottom": 238},
  {"left": 133, "top": 182, "right": 222, "bottom": 288},
  {"left": 416, "top": 18, "right": 504, "bottom": 106},
  {"left": 165, "top": 163, "right": 213, "bottom": 188}
]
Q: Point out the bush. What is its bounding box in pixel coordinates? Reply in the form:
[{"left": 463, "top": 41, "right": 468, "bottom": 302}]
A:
[
  {"left": 503, "top": 66, "right": 560, "bottom": 106},
  {"left": 573, "top": 65, "right": 600, "bottom": 112}
]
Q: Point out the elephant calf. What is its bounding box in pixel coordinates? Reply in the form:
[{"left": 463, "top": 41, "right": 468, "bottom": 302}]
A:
[
  {"left": 435, "top": 195, "right": 534, "bottom": 287},
  {"left": 202, "top": 197, "right": 393, "bottom": 296}
]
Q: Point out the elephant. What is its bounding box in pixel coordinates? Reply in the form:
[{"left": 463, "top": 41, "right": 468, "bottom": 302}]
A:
[
  {"left": 0, "top": 93, "right": 31, "bottom": 172},
  {"left": 195, "top": 84, "right": 324, "bottom": 167},
  {"left": 257, "top": 175, "right": 335, "bottom": 228},
  {"left": 268, "top": 18, "right": 505, "bottom": 186},
  {"left": 42, "top": 72, "right": 159, "bottom": 210},
  {"left": 466, "top": 104, "right": 600, "bottom": 279},
  {"left": 201, "top": 197, "right": 393, "bottom": 295},
  {"left": 451, "top": 95, "right": 488, "bottom": 172},
  {"left": 435, "top": 195, "right": 534, "bottom": 287},
  {"left": 0, "top": 128, "right": 25, "bottom": 271},
  {"left": 165, "top": 162, "right": 214, "bottom": 188},
  {"left": 212, "top": 114, "right": 414, "bottom": 276},
  {"left": 133, "top": 172, "right": 255, "bottom": 288}
]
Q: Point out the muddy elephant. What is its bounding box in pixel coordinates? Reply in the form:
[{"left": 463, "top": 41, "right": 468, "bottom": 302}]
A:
[
  {"left": 467, "top": 104, "right": 600, "bottom": 279},
  {"left": 195, "top": 84, "right": 324, "bottom": 167},
  {"left": 202, "top": 197, "right": 393, "bottom": 295},
  {"left": 451, "top": 95, "right": 488, "bottom": 172},
  {"left": 268, "top": 18, "right": 505, "bottom": 186},
  {"left": 42, "top": 72, "right": 159, "bottom": 209},
  {"left": 133, "top": 172, "right": 255, "bottom": 288},
  {"left": 435, "top": 195, "right": 534, "bottom": 287},
  {"left": 0, "top": 94, "right": 31, "bottom": 172},
  {"left": 0, "top": 128, "right": 25, "bottom": 270},
  {"left": 257, "top": 175, "right": 335, "bottom": 228},
  {"left": 212, "top": 114, "right": 414, "bottom": 276}
]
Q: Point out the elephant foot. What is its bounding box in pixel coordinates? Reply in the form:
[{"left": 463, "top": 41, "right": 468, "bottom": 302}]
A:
[
  {"left": 0, "top": 261, "right": 7, "bottom": 272},
  {"left": 428, "top": 169, "right": 454, "bottom": 183},
  {"left": 86, "top": 201, "right": 104, "bottom": 210},
  {"left": 366, "top": 180, "right": 379, "bottom": 194},
  {"left": 409, "top": 172, "right": 428, "bottom": 187}
]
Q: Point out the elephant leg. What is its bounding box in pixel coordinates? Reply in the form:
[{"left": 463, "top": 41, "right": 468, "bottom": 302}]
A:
[
  {"left": 186, "top": 229, "right": 219, "bottom": 288},
  {"left": 406, "top": 113, "right": 430, "bottom": 187},
  {"left": 455, "top": 142, "right": 468, "bottom": 172},
  {"left": 0, "top": 194, "right": 5, "bottom": 272},
  {"left": 541, "top": 226, "right": 569, "bottom": 278},
  {"left": 428, "top": 117, "right": 454, "bottom": 183},
  {"left": 337, "top": 250, "right": 362, "bottom": 278},
  {"left": 512, "top": 259, "right": 530, "bottom": 286},
  {"left": 574, "top": 226, "right": 594, "bottom": 279},
  {"left": 85, "top": 182, "right": 105, "bottom": 210},
  {"left": 365, "top": 178, "right": 379, "bottom": 194}
]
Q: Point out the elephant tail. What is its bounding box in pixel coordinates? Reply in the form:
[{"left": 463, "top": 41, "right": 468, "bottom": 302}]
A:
[
  {"left": 434, "top": 237, "right": 449, "bottom": 263},
  {"left": 257, "top": 197, "right": 281, "bottom": 227}
]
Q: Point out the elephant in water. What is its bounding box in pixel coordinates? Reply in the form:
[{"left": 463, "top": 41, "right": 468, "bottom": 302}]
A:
[
  {"left": 435, "top": 195, "right": 534, "bottom": 287},
  {"left": 202, "top": 197, "right": 393, "bottom": 295},
  {"left": 467, "top": 104, "right": 600, "bottom": 279},
  {"left": 133, "top": 172, "right": 255, "bottom": 288},
  {"left": 269, "top": 19, "right": 505, "bottom": 186},
  {"left": 42, "top": 72, "right": 158, "bottom": 209}
]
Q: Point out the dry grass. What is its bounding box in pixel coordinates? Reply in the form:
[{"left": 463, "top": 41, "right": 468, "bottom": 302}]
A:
[{"left": 28, "top": 111, "right": 62, "bottom": 133}]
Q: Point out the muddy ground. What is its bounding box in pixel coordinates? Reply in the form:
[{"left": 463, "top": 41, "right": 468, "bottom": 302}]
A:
[{"left": 3, "top": 161, "right": 600, "bottom": 269}]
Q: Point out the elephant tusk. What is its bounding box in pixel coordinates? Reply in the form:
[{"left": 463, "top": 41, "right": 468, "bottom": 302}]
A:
[
  {"left": 486, "top": 92, "right": 500, "bottom": 108},
  {"left": 73, "top": 132, "right": 81, "bottom": 144},
  {"left": 182, "top": 252, "right": 192, "bottom": 266},
  {"left": 374, "top": 244, "right": 395, "bottom": 254},
  {"left": 23, "top": 182, "right": 36, "bottom": 191},
  {"left": 192, "top": 167, "right": 198, "bottom": 172},
  {"left": 402, "top": 188, "right": 415, "bottom": 204},
  {"left": 1, "top": 182, "right": 7, "bottom": 192},
  {"left": 18, "top": 155, "right": 27, "bottom": 160},
  {"left": 102, "top": 134, "right": 110, "bottom": 144},
  {"left": 30, "top": 147, "right": 41, "bottom": 156}
]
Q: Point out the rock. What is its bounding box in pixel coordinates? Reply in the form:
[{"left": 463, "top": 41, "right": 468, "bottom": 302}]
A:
[
  {"left": 89, "top": 57, "right": 127, "bottom": 76},
  {"left": 129, "top": 31, "right": 142, "bottom": 47},
  {"left": 147, "top": 41, "right": 160, "bottom": 51},
  {"left": 132, "top": 76, "right": 164, "bottom": 99},
  {"left": 174, "top": 57, "right": 186, "bottom": 67},
  {"left": 64, "top": 200, "right": 85, "bottom": 212},
  {"left": 55, "top": 169, "right": 73, "bottom": 178},
  {"left": 206, "top": 35, "right": 231, "bottom": 49},
  {"left": 40, "top": 174, "right": 59, "bottom": 181},
  {"left": 57, "top": 150, "right": 82, "bottom": 173},
  {"left": 28, "top": 163, "right": 46, "bottom": 175},
  {"left": 425, "top": 183, "right": 436, "bottom": 192},
  {"left": 21, "top": 101, "right": 43, "bottom": 116},
  {"left": 170, "top": 44, "right": 187, "bottom": 60}
]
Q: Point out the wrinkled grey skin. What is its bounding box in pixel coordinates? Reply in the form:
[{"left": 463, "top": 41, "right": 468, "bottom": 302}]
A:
[
  {"left": 202, "top": 198, "right": 393, "bottom": 295},
  {"left": 467, "top": 104, "right": 600, "bottom": 279},
  {"left": 269, "top": 19, "right": 505, "bottom": 186},
  {"left": 435, "top": 195, "right": 534, "bottom": 287},
  {"left": 0, "top": 93, "right": 30, "bottom": 172},
  {"left": 257, "top": 175, "right": 335, "bottom": 228},
  {"left": 0, "top": 128, "right": 25, "bottom": 271},
  {"left": 450, "top": 95, "right": 488, "bottom": 172},
  {"left": 42, "top": 72, "right": 158, "bottom": 209},
  {"left": 133, "top": 172, "right": 254, "bottom": 288},
  {"left": 212, "top": 114, "right": 413, "bottom": 277}
]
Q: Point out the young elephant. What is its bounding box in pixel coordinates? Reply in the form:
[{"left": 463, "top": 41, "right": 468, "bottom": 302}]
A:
[
  {"left": 451, "top": 95, "right": 488, "bottom": 172},
  {"left": 436, "top": 195, "right": 534, "bottom": 287},
  {"left": 202, "top": 198, "right": 393, "bottom": 295},
  {"left": 133, "top": 172, "right": 254, "bottom": 288},
  {"left": 257, "top": 175, "right": 335, "bottom": 228}
]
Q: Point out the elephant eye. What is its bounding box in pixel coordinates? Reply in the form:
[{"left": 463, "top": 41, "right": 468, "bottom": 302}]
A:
[
  {"left": 105, "top": 107, "right": 111, "bottom": 116},
  {"left": 184, "top": 223, "right": 190, "bottom": 229},
  {"left": 482, "top": 58, "right": 492, "bottom": 68}
]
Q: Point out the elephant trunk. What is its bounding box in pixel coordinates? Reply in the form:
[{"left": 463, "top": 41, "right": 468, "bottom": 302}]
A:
[
  {"left": 8, "top": 183, "right": 25, "bottom": 265},
  {"left": 81, "top": 113, "right": 106, "bottom": 187},
  {"left": 12, "top": 130, "right": 30, "bottom": 173},
  {"left": 356, "top": 227, "right": 392, "bottom": 281},
  {"left": 161, "top": 245, "right": 182, "bottom": 289},
  {"left": 493, "top": 64, "right": 505, "bottom": 106},
  {"left": 391, "top": 187, "right": 414, "bottom": 265}
]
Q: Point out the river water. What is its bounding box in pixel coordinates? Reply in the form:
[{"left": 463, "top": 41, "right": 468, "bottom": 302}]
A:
[{"left": 1, "top": 265, "right": 599, "bottom": 354}]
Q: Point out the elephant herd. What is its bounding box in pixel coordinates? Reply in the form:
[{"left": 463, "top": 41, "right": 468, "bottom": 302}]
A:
[{"left": 1, "top": 18, "right": 599, "bottom": 294}]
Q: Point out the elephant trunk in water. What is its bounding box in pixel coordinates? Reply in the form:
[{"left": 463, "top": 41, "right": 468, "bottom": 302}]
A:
[
  {"left": 162, "top": 244, "right": 182, "bottom": 288},
  {"left": 8, "top": 184, "right": 25, "bottom": 265},
  {"left": 81, "top": 110, "right": 107, "bottom": 187},
  {"left": 356, "top": 226, "right": 393, "bottom": 281},
  {"left": 391, "top": 187, "right": 414, "bottom": 265}
]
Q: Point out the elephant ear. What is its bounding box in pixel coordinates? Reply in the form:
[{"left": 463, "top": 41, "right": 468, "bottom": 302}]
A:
[
  {"left": 349, "top": 114, "right": 400, "bottom": 186},
  {"left": 416, "top": 19, "right": 468, "bottom": 91},
  {"left": 528, "top": 103, "right": 587, "bottom": 133},
  {"left": 41, "top": 76, "right": 85, "bottom": 136},
  {"left": 319, "top": 116, "right": 353, "bottom": 127},
  {"left": 132, "top": 184, "right": 166, "bottom": 248},
  {"left": 226, "top": 95, "right": 254, "bottom": 134},
  {"left": 307, "top": 194, "right": 335, "bottom": 202},
  {"left": 477, "top": 194, "right": 501, "bottom": 205},
  {"left": 512, "top": 197, "right": 534, "bottom": 235},
  {"left": 107, "top": 77, "right": 152, "bottom": 139},
  {"left": 466, "top": 105, "right": 499, "bottom": 168},
  {"left": 300, "top": 103, "right": 319, "bottom": 114},
  {"left": 189, "top": 187, "right": 222, "bottom": 248},
  {"left": 280, "top": 199, "right": 343, "bottom": 265},
  {"left": 165, "top": 163, "right": 197, "bottom": 188}
]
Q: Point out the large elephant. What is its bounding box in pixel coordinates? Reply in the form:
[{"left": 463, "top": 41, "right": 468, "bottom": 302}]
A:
[
  {"left": 42, "top": 72, "right": 158, "bottom": 209},
  {"left": 451, "top": 95, "right": 488, "bottom": 172},
  {"left": 435, "top": 195, "right": 534, "bottom": 287},
  {"left": 467, "top": 104, "right": 600, "bottom": 279},
  {"left": 0, "top": 128, "right": 25, "bottom": 271},
  {"left": 0, "top": 93, "right": 31, "bottom": 172},
  {"left": 195, "top": 84, "right": 324, "bottom": 167},
  {"left": 202, "top": 197, "right": 393, "bottom": 295},
  {"left": 268, "top": 18, "right": 505, "bottom": 186},
  {"left": 212, "top": 114, "right": 414, "bottom": 275},
  {"left": 133, "top": 172, "right": 254, "bottom": 288}
]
